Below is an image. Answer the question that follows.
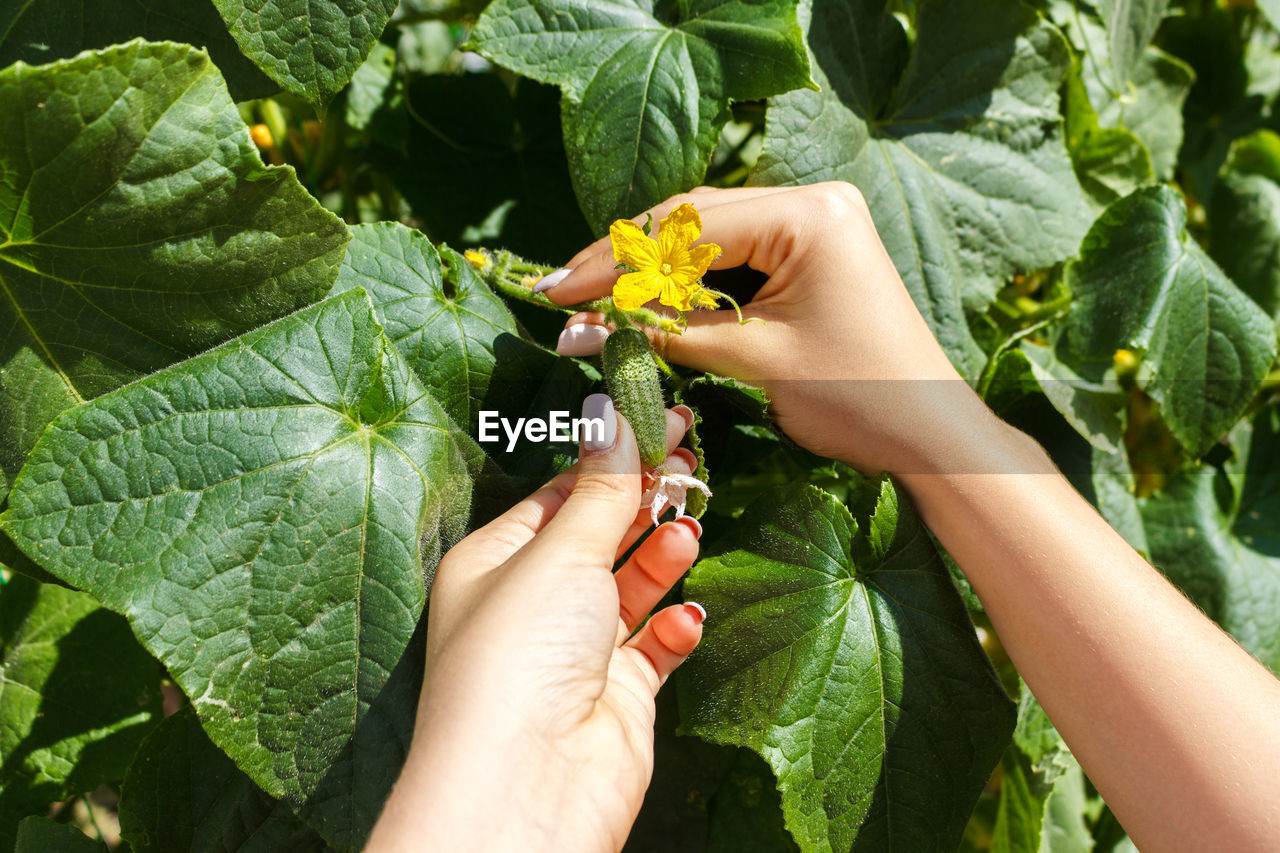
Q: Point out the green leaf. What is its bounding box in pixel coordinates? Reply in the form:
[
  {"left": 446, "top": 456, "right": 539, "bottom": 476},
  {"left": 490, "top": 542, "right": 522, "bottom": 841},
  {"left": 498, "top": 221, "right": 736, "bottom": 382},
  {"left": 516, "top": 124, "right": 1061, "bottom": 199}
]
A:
[
  {"left": 990, "top": 684, "right": 1084, "bottom": 853},
  {"left": 751, "top": 0, "right": 1089, "bottom": 380},
  {"left": 470, "top": 0, "right": 814, "bottom": 233},
  {"left": 1139, "top": 407, "right": 1280, "bottom": 673},
  {"left": 1, "top": 574, "right": 162, "bottom": 851},
  {"left": 382, "top": 73, "right": 593, "bottom": 263},
  {"left": 0, "top": 39, "right": 348, "bottom": 499},
  {"left": 331, "top": 224, "right": 519, "bottom": 428},
  {"left": 1210, "top": 131, "right": 1280, "bottom": 328},
  {"left": 1087, "top": 45, "right": 1192, "bottom": 181},
  {"left": 14, "top": 816, "right": 106, "bottom": 853},
  {"left": 0, "top": 0, "right": 276, "bottom": 100},
  {"left": 329, "top": 223, "right": 593, "bottom": 489},
  {"left": 993, "top": 325, "right": 1127, "bottom": 454},
  {"left": 119, "top": 708, "right": 330, "bottom": 852},
  {"left": 1064, "top": 58, "right": 1155, "bottom": 211},
  {"left": 1048, "top": 1, "right": 1192, "bottom": 181},
  {"left": 1, "top": 290, "right": 480, "bottom": 849},
  {"left": 625, "top": 685, "right": 797, "bottom": 853},
  {"left": 210, "top": 0, "right": 398, "bottom": 110},
  {"left": 1093, "top": 0, "right": 1168, "bottom": 92},
  {"left": 1158, "top": 8, "right": 1267, "bottom": 199},
  {"left": 345, "top": 42, "right": 399, "bottom": 133},
  {"left": 680, "top": 480, "right": 1014, "bottom": 853},
  {"left": 1066, "top": 185, "right": 1277, "bottom": 457}
]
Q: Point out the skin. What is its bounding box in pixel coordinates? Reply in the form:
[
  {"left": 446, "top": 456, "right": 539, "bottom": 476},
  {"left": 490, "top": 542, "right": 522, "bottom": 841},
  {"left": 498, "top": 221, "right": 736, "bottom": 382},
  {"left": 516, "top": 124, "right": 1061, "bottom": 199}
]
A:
[
  {"left": 369, "top": 183, "right": 1280, "bottom": 852},
  {"left": 367, "top": 408, "right": 708, "bottom": 853}
]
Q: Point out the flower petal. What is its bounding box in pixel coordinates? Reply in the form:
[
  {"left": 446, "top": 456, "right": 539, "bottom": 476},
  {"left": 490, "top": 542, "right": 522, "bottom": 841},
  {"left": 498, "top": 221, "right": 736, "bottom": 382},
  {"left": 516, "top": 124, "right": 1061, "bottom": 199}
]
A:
[
  {"left": 641, "top": 470, "right": 713, "bottom": 524},
  {"left": 686, "top": 241, "right": 722, "bottom": 278},
  {"left": 611, "top": 218, "right": 661, "bottom": 271},
  {"left": 613, "top": 270, "right": 662, "bottom": 311},
  {"left": 658, "top": 276, "right": 697, "bottom": 311},
  {"left": 656, "top": 203, "right": 703, "bottom": 258}
]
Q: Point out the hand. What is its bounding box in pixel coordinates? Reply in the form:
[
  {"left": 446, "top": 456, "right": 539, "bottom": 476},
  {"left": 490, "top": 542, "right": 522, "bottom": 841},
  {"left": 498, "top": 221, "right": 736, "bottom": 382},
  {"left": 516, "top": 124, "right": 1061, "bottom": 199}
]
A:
[
  {"left": 541, "top": 183, "right": 1001, "bottom": 476},
  {"left": 367, "top": 397, "right": 706, "bottom": 853}
]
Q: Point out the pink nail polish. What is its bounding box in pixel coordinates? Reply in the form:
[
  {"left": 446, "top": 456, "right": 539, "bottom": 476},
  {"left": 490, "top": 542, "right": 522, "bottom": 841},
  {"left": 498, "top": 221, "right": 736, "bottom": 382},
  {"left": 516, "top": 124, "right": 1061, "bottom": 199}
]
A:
[
  {"left": 533, "top": 267, "right": 571, "bottom": 293},
  {"left": 672, "top": 404, "right": 695, "bottom": 429},
  {"left": 556, "top": 323, "right": 610, "bottom": 356},
  {"left": 684, "top": 602, "right": 707, "bottom": 624},
  {"left": 580, "top": 393, "right": 618, "bottom": 453}
]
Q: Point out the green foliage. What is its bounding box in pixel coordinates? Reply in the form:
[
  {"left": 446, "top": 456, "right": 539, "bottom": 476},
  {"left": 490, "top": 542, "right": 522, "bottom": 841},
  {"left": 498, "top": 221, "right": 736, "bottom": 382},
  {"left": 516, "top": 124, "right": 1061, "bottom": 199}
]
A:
[
  {"left": 0, "top": 0, "right": 276, "bottom": 100},
  {"left": 751, "top": 0, "right": 1090, "bottom": 380},
  {"left": 1065, "top": 185, "right": 1276, "bottom": 456},
  {"left": 2, "top": 290, "right": 478, "bottom": 847},
  {"left": 119, "top": 708, "right": 328, "bottom": 852},
  {"left": 15, "top": 816, "right": 107, "bottom": 853},
  {"left": 1, "top": 574, "right": 161, "bottom": 850},
  {"left": 211, "top": 0, "right": 399, "bottom": 110},
  {"left": 0, "top": 39, "right": 348, "bottom": 501},
  {"left": 681, "top": 480, "right": 1014, "bottom": 852},
  {"left": 1, "top": 1, "right": 1279, "bottom": 851},
  {"left": 470, "top": 0, "right": 814, "bottom": 233}
]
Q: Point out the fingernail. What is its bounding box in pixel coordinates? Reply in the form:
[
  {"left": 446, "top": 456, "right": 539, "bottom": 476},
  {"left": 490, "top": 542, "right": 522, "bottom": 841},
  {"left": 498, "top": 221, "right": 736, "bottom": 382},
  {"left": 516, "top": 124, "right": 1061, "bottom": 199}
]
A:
[
  {"left": 557, "top": 323, "right": 610, "bottom": 356},
  {"left": 672, "top": 404, "right": 695, "bottom": 429},
  {"left": 674, "top": 516, "right": 702, "bottom": 539},
  {"left": 580, "top": 393, "right": 618, "bottom": 453},
  {"left": 684, "top": 602, "right": 707, "bottom": 625},
  {"left": 533, "top": 267, "right": 571, "bottom": 293}
]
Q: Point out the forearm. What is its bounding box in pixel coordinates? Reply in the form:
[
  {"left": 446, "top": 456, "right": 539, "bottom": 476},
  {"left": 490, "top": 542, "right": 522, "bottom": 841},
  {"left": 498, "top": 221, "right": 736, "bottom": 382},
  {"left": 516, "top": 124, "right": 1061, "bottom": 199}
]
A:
[{"left": 888, "top": 411, "right": 1280, "bottom": 850}]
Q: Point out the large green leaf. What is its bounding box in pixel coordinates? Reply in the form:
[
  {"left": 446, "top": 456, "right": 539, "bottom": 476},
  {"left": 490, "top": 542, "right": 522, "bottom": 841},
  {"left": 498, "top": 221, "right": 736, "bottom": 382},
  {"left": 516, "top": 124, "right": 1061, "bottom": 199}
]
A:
[
  {"left": 0, "top": 1, "right": 276, "bottom": 100},
  {"left": 750, "top": 0, "right": 1089, "bottom": 380},
  {"left": 1139, "top": 407, "right": 1280, "bottom": 673},
  {"left": 329, "top": 223, "right": 593, "bottom": 491},
  {"left": 210, "top": 0, "right": 398, "bottom": 110},
  {"left": 379, "top": 74, "right": 593, "bottom": 265},
  {"left": 120, "top": 707, "right": 330, "bottom": 852},
  {"left": 0, "top": 39, "right": 348, "bottom": 503},
  {"left": 1, "top": 290, "right": 479, "bottom": 849},
  {"left": 1210, "top": 130, "right": 1280, "bottom": 329},
  {"left": 470, "top": 0, "right": 814, "bottom": 233},
  {"left": 680, "top": 480, "right": 1014, "bottom": 853},
  {"left": 1066, "top": 185, "right": 1277, "bottom": 457},
  {"left": 0, "top": 574, "right": 162, "bottom": 851}
]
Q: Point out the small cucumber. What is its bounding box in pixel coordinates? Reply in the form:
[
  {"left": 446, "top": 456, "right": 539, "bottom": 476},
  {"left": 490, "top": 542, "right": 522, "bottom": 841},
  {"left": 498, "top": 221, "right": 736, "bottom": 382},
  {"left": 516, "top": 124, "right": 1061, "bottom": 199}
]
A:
[{"left": 602, "top": 327, "right": 668, "bottom": 467}]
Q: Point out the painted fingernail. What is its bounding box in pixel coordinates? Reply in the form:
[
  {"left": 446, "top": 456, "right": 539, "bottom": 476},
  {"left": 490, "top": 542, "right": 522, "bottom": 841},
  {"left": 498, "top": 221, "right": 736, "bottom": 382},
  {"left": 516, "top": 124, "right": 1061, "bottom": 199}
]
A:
[
  {"left": 672, "top": 404, "right": 695, "bottom": 429},
  {"left": 533, "top": 267, "right": 571, "bottom": 293},
  {"left": 684, "top": 602, "right": 707, "bottom": 625},
  {"left": 674, "top": 516, "right": 702, "bottom": 539},
  {"left": 556, "top": 323, "right": 610, "bottom": 356},
  {"left": 580, "top": 393, "right": 618, "bottom": 453}
]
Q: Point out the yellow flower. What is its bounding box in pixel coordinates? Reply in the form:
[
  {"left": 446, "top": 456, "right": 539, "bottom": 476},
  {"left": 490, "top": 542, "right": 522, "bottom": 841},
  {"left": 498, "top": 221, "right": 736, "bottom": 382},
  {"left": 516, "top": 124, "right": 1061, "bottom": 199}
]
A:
[
  {"left": 463, "top": 249, "right": 490, "bottom": 270},
  {"left": 610, "top": 204, "right": 721, "bottom": 311}
]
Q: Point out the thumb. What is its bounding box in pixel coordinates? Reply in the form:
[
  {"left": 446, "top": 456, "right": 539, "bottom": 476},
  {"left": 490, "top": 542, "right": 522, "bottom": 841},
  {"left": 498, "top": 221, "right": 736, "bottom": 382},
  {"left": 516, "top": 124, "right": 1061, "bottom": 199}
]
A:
[{"left": 528, "top": 393, "right": 643, "bottom": 569}]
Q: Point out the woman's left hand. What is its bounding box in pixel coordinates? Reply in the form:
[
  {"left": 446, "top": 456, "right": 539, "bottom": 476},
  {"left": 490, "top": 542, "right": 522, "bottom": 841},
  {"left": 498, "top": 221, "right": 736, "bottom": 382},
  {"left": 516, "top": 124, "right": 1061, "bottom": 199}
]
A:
[{"left": 367, "top": 395, "right": 705, "bottom": 853}]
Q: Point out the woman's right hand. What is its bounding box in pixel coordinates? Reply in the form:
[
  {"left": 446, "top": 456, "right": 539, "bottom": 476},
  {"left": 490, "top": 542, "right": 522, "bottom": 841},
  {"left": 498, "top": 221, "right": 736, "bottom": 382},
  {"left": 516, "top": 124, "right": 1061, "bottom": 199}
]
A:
[{"left": 538, "top": 183, "right": 999, "bottom": 476}]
